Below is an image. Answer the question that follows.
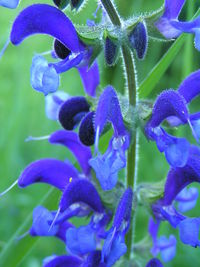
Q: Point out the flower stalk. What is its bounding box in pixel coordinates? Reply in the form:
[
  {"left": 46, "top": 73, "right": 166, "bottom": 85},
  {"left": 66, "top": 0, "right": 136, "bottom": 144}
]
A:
[{"left": 100, "top": 0, "right": 138, "bottom": 259}]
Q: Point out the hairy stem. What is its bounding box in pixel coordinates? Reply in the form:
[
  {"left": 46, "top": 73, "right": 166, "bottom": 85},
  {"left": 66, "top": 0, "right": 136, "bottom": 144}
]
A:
[
  {"left": 100, "top": 0, "right": 121, "bottom": 26},
  {"left": 122, "top": 45, "right": 137, "bottom": 258},
  {"left": 100, "top": 0, "right": 138, "bottom": 259}
]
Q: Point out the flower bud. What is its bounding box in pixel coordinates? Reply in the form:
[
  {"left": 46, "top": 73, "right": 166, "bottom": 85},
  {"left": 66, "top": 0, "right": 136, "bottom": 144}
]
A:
[
  {"left": 59, "top": 97, "right": 90, "bottom": 130},
  {"left": 104, "top": 36, "right": 119, "bottom": 66},
  {"left": 128, "top": 22, "right": 148, "bottom": 60},
  {"left": 79, "top": 111, "right": 95, "bottom": 146},
  {"left": 54, "top": 39, "right": 71, "bottom": 59},
  {"left": 53, "top": 0, "right": 69, "bottom": 9}
]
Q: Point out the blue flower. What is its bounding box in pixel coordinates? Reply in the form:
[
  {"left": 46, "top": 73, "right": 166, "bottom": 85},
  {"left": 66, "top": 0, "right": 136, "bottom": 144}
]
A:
[
  {"left": 146, "top": 70, "right": 200, "bottom": 167},
  {"left": 10, "top": 4, "right": 100, "bottom": 97},
  {"left": 0, "top": 0, "right": 19, "bottom": 8},
  {"left": 89, "top": 86, "right": 130, "bottom": 190},
  {"left": 150, "top": 146, "right": 200, "bottom": 248},
  {"left": 31, "top": 55, "right": 60, "bottom": 95},
  {"left": 149, "top": 218, "right": 176, "bottom": 262},
  {"left": 155, "top": 0, "right": 200, "bottom": 50},
  {"left": 101, "top": 188, "right": 133, "bottom": 266},
  {"left": 175, "top": 187, "right": 198, "bottom": 213}
]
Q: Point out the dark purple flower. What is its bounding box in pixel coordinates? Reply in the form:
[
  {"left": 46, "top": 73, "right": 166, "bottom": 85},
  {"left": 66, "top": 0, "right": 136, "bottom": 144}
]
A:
[{"left": 146, "top": 258, "right": 164, "bottom": 267}]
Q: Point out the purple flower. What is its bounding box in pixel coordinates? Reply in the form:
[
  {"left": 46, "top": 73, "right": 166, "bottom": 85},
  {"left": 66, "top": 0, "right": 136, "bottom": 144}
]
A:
[
  {"left": 175, "top": 187, "right": 198, "bottom": 213},
  {"left": 155, "top": 0, "right": 200, "bottom": 50},
  {"left": 101, "top": 188, "right": 133, "bottom": 266},
  {"left": 31, "top": 55, "right": 60, "bottom": 95},
  {"left": 150, "top": 146, "right": 200, "bottom": 248},
  {"left": 89, "top": 86, "right": 130, "bottom": 190},
  {"left": 146, "top": 70, "right": 200, "bottom": 167},
  {"left": 0, "top": 0, "right": 19, "bottom": 8},
  {"left": 149, "top": 218, "right": 176, "bottom": 262},
  {"left": 43, "top": 255, "right": 82, "bottom": 267},
  {"left": 10, "top": 4, "right": 100, "bottom": 97}
]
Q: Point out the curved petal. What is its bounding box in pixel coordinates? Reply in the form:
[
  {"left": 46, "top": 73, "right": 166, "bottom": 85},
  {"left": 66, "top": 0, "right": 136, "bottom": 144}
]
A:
[
  {"left": 178, "top": 69, "right": 200, "bottom": 103},
  {"left": 113, "top": 188, "right": 133, "bottom": 232},
  {"left": 60, "top": 179, "right": 104, "bottom": 212},
  {"left": 95, "top": 86, "right": 126, "bottom": 136},
  {"left": 148, "top": 90, "right": 188, "bottom": 129},
  {"left": 18, "top": 158, "right": 79, "bottom": 191},
  {"left": 43, "top": 255, "right": 82, "bottom": 267},
  {"left": 163, "top": 146, "right": 200, "bottom": 205},
  {"left": 49, "top": 130, "right": 92, "bottom": 174},
  {"left": 10, "top": 4, "right": 80, "bottom": 52},
  {"left": 58, "top": 96, "right": 90, "bottom": 130},
  {"left": 78, "top": 60, "right": 100, "bottom": 97},
  {"left": 79, "top": 111, "right": 96, "bottom": 147},
  {"left": 157, "top": 235, "right": 176, "bottom": 262}
]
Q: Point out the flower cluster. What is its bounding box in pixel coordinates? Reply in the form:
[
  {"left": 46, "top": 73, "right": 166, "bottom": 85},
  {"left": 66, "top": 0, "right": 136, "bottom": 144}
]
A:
[{"left": 1, "top": 0, "right": 200, "bottom": 267}]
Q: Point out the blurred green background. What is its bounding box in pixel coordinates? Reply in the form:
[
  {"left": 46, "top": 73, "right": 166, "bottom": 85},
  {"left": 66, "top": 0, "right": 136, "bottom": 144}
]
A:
[{"left": 0, "top": 0, "right": 200, "bottom": 266}]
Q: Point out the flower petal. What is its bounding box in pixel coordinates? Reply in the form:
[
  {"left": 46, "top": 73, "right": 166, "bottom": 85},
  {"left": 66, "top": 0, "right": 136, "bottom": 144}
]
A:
[
  {"left": 157, "top": 235, "right": 176, "bottom": 262},
  {"left": 18, "top": 158, "right": 79, "bottom": 191},
  {"left": 43, "top": 255, "right": 82, "bottom": 267},
  {"left": 178, "top": 69, "right": 200, "bottom": 103},
  {"left": 178, "top": 218, "right": 200, "bottom": 247},
  {"left": 163, "top": 146, "right": 200, "bottom": 205},
  {"left": 49, "top": 130, "right": 92, "bottom": 174},
  {"left": 79, "top": 111, "right": 95, "bottom": 147},
  {"left": 147, "top": 90, "right": 188, "bottom": 129},
  {"left": 66, "top": 225, "right": 96, "bottom": 255},
  {"left": 0, "top": 0, "right": 20, "bottom": 8},
  {"left": 95, "top": 86, "right": 126, "bottom": 136},
  {"left": 45, "top": 91, "right": 69, "bottom": 120},
  {"left": 58, "top": 96, "right": 90, "bottom": 130},
  {"left": 10, "top": 4, "right": 80, "bottom": 52},
  {"left": 59, "top": 179, "right": 104, "bottom": 212},
  {"left": 113, "top": 188, "right": 133, "bottom": 232},
  {"left": 31, "top": 55, "right": 59, "bottom": 95},
  {"left": 175, "top": 187, "right": 199, "bottom": 213},
  {"left": 78, "top": 60, "right": 100, "bottom": 97}
]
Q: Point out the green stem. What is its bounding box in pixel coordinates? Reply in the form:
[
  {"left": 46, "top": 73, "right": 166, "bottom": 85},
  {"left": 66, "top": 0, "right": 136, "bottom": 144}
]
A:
[
  {"left": 122, "top": 45, "right": 137, "bottom": 259},
  {"left": 100, "top": 0, "right": 121, "bottom": 26},
  {"left": 100, "top": 0, "right": 138, "bottom": 259}
]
